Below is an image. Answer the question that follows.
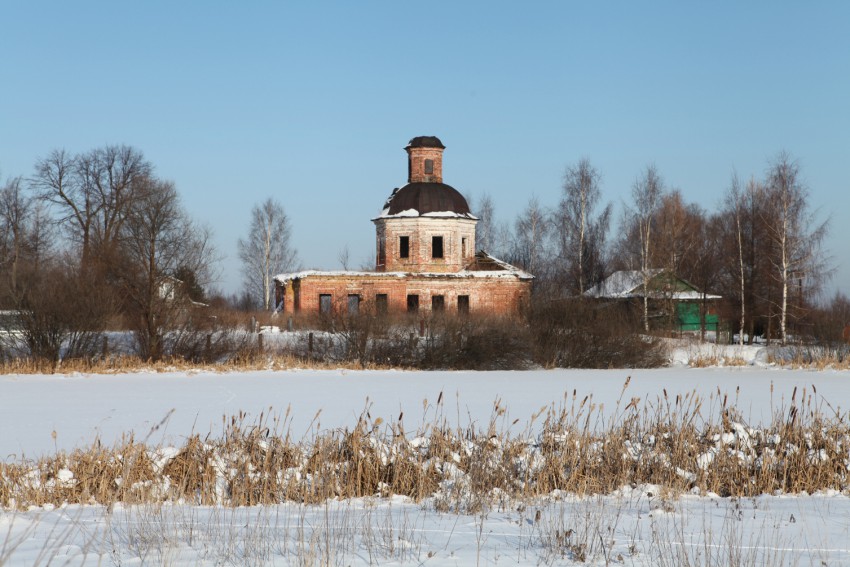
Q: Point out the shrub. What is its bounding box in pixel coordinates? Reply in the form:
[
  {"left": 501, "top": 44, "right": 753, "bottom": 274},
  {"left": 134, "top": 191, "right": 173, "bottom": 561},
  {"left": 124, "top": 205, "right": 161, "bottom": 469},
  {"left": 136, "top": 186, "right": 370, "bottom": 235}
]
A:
[
  {"left": 529, "top": 298, "right": 668, "bottom": 368},
  {"left": 419, "top": 315, "right": 534, "bottom": 370}
]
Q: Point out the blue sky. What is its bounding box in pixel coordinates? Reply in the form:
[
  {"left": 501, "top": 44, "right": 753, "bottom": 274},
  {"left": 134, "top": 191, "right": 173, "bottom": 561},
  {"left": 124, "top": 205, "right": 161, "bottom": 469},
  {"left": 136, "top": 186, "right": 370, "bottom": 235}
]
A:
[{"left": 2, "top": 2, "right": 848, "bottom": 297}]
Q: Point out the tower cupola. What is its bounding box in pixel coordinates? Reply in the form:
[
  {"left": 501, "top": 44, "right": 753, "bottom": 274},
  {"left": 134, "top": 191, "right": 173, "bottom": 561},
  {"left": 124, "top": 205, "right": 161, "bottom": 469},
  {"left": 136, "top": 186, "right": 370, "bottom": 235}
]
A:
[{"left": 406, "top": 136, "right": 445, "bottom": 183}]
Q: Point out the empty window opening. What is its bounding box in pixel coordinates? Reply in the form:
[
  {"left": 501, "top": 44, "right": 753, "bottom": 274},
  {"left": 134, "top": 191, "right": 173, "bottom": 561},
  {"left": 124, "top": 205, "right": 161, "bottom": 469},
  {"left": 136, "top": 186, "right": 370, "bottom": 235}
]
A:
[
  {"left": 274, "top": 287, "right": 284, "bottom": 312},
  {"left": 400, "top": 236, "right": 409, "bottom": 258},
  {"left": 319, "top": 294, "right": 332, "bottom": 314},
  {"left": 348, "top": 294, "right": 360, "bottom": 315},
  {"left": 432, "top": 236, "right": 444, "bottom": 259},
  {"left": 407, "top": 294, "right": 419, "bottom": 313},
  {"left": 461, "top": 237, "right": 468, "bottom": 258},
  {"left": 378, "top": 238, "right": 386, "bottom": 266},
  {"left": 424, "top": 159, "right": 434, "bottom": 174},
  {"left": 375, "top": 293, "right": 388, "bottom": 314},
  {"left": 458, "top": 295, "right": 470, "bottom": 315},
  {"left": 432, "top": 295, "right": 445, "bottom": 312}
]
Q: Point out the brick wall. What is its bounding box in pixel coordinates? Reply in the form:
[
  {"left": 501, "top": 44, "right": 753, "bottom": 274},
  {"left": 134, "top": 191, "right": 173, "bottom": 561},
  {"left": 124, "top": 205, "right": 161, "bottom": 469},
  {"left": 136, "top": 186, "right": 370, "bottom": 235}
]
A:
[
  {"left": 374, "top": 217, "right": 476, "bottom": 273},
  {"left": 407, "top": 146, "right": 444, "bottom": 183},
  {"left": 277, "top": 273, "right": 530, "bottom": 317}
]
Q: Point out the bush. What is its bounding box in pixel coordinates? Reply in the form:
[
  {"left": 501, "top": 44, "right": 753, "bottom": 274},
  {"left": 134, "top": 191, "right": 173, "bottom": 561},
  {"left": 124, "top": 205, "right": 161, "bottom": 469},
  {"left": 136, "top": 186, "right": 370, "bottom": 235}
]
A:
[
  {"left": 529, "top": 298, "right": 668, "bottom": 368},
  {"left": 419, "top": 315, "right": 534, "bottom": 370},
  {"left": 2, "top": 263, "right": 114, "bottom": 369}
]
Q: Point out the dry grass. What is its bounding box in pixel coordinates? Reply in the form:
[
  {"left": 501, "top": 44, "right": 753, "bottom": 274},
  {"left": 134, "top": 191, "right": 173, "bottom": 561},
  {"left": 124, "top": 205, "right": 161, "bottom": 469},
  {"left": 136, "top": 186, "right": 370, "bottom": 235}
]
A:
[
  {"left": 687, "top": 354, "right": 750, "bottom": 368},
  {"left": 2, "top": 379, "right": 849, "bottom": 512},
  {"left": 0, "top": 353, "right": 399, "bottom": 375},
  {"left": 768, "top": 344, "right": 850, "bottom": 370},
  {"left": 681, "top": 343, "right": 752, "bottom": 368}
]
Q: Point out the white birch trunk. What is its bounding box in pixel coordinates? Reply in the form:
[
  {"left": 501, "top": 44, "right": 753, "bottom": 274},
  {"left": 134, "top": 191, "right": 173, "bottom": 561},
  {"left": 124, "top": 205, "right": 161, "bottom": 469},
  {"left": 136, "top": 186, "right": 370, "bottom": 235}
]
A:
[{"left": 736, "top": 210, "right": 745, "bottom": 346}]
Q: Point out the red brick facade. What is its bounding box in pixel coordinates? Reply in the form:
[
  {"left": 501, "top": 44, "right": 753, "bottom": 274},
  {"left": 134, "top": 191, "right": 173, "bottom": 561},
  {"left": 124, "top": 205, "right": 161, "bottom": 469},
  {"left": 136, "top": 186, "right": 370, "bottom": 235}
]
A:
[
  {"left": 407, "top": 145, "right": 444, "bottom": 183},
  {"left": 376, "top": 217, "right": 477, "bottom": 273},
  {"left": 275, "top": 272, "right": 529, "bottom": 317},
  {"left": 274, "top": 136, "right": 532, "bottom": 318}
]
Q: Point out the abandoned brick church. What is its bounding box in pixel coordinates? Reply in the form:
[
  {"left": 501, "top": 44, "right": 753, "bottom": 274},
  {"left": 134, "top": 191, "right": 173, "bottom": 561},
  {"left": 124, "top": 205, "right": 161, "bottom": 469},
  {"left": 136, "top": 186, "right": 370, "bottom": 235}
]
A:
[{"left": 274, "top": 136, "right": 532, "bottom": 317}]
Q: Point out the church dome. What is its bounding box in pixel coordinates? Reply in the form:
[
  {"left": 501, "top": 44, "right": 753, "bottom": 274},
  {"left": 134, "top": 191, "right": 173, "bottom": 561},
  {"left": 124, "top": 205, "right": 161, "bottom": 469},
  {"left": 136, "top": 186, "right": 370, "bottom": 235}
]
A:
[
  {"left": 380, "top": 182, "right": 474, "bottom": 218},
  {"left": 406, "top": 136, "right": 445, "bottom": 149}
]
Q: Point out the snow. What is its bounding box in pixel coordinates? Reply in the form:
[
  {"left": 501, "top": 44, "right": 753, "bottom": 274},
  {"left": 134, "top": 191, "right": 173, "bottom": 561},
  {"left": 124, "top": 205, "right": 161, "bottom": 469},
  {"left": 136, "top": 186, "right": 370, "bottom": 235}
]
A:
[
  {"left": 3, "top": 361, "right": 850, "bottom": 564},
  {"left": 2, "top": 484, "right": 850, "bottom": 565},
  {"left": 273, "top": 254, "right": 533, "bottom": 284},
  {"left": 3, "top": 365, "right": 850, "bottom": 459},
  {"left": 668, "top": 340, "right": 771, "bottom": 366},
  {"left": 374, "top": 208, "right": 479, "bottom": 219},
  {"left": 273, "top": 269, "right": 530, "bottom": 284},
  {"left": 585, "top": 270, "right": 657, "bottom": 298},
  {"left": 585, "top": 269, "right": 722, "bottom": 300}
]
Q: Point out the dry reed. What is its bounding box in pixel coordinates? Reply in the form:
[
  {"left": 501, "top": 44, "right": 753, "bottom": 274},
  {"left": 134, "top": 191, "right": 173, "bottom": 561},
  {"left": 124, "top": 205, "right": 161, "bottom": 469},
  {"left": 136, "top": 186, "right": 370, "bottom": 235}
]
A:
[
  {"left": 0, "top": 353, "right": 400, "bottom": 375},
  {"left": 2, "top": 380, "right": 848, "bottom": 511}
]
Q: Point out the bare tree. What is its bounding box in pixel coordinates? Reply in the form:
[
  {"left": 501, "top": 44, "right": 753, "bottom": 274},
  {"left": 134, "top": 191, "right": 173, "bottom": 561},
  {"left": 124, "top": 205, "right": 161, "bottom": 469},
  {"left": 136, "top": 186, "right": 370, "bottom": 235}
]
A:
[
  {"left": 653, "top": 191, "right": 704, "bottom": 276},
  {"left": 475, "top": 193, "right": 496, "bottom": 254},
  {"left": 26, "top": 200, "right": 54, "bottom": 275},
  {"left": 628, "top": 165, "right": 664, "bottom": 331},
  {"left": 237, "top": 198, "right": 298, "bottom": 311},
  {"left": 118, "top": 175, "right": 216, "bottom": 360},
  {"left": 508, "top": 196, "right": 551, "bottom": 277},
  {"left": 723, "top": 174, "right": 754, "bottom": 345},
  {"left": 554, "top": 159, "right": 611, "bottom": 295},
  {"left": 762, "top": 152, "right": 830, "bottom": 343},
  {"left": 686, "top": 211, "right": 724, "bottom": 341},
  {"left": 338, "top": 245, "right": 350, "bottom": 270},
  {"left": 0, "top": 176, "right": 31, "bottom": 297},
  {"left": 32, "top": 145, "right": 151, "bottom": 267},
  {"left": 0, "top": 175, "right": 55, "bottom": 307}
]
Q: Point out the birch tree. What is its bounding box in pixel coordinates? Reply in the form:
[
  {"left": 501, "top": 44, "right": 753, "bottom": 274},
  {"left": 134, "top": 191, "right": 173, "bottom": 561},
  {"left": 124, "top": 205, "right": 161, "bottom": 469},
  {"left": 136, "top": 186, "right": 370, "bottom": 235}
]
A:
[
  {"left": 555, "top": 159, "right": 611, "bottom": 295},
  {"left": 722, "top": 174, "right": 770, "bottom": 345},
  {"left": 508, "top": 196, "right": 551, "bottom": 277},
  {"left": 238, "top": 198, "right": 298, "bottom": 311},
  {"left": 762, "top": 153, "right": 829, "bottom": 343},
  {"left": 475, "top": 194, "right": 496, "bottom": 254},
  {"left": 629, "top": 165, "right": 664, "bottom": 331},
  {"left": 724, "top": 174, "right": 748, "bottom": 345},
  {"left": 0, "top": 175, "right": 53, "bottom": 306}
]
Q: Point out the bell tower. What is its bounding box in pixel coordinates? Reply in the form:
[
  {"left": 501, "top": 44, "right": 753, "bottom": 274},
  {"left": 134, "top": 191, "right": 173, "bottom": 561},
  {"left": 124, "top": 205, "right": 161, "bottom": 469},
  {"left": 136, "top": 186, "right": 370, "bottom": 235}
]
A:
[{"left": 374, "top": 136, "right": 477, "bottom": 273}]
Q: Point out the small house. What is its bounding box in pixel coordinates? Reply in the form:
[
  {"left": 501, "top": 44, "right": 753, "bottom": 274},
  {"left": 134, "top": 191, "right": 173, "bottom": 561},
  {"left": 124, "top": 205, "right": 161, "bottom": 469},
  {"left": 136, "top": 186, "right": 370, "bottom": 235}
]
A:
[{"left": 584, "top": 269, "right": 721, "bottom": 332}]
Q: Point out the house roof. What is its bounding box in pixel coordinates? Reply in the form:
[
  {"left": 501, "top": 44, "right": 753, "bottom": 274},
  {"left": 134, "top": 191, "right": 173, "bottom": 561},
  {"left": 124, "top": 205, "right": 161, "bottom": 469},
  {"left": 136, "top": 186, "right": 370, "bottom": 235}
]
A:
[
  {"left": 274, "top": 252, "right": 533, "bottom": 285},
  {"left": 584, "top": 270, "right": 721, "bottom": 300},
  {"left": 376, "top": 182, "right": 477, "bottom": 219}
]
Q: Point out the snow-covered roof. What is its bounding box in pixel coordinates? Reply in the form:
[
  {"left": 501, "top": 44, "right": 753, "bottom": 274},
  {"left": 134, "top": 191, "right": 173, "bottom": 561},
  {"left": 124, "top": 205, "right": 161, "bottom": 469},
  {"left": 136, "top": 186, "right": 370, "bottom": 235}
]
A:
[
  {"left": 584, "top": 270, "right": 656, "bottom": 298},
  {"left": 274, "top": 252, "right": 532, "bottom": 285},
  {"left": 374, "top": 208, "right": 479, "bottom": 220},
  {"left": 584, "top": 270, "right": 721, "bottom": 300}
]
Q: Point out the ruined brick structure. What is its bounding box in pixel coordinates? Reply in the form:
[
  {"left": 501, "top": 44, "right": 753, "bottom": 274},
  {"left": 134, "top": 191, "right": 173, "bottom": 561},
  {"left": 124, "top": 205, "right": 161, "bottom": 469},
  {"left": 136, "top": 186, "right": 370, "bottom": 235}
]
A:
[{"left": 274, "top": 136, "right": 532, "bottom": 317}]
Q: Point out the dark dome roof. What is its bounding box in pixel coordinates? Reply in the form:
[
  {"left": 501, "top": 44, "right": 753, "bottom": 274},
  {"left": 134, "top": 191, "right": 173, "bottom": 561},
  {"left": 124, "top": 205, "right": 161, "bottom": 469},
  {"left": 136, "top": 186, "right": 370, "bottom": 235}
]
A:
[
  {"left": 383, "top": 182, "right": 472, "bottom": 216},
  {"left": 406, "top": 136, "right": 445, "bottom": 149}
]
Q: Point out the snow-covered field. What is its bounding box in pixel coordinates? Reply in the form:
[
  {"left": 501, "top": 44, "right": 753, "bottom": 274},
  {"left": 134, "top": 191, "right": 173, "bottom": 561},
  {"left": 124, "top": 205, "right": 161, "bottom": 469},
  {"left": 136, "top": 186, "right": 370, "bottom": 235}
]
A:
[
  {"left": 3, "top": 345, "right": 850, "bottom": 565},
  {"left": 4, "top": 490, "right": 850, "bottom": 566}
]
